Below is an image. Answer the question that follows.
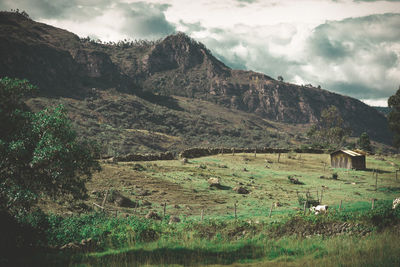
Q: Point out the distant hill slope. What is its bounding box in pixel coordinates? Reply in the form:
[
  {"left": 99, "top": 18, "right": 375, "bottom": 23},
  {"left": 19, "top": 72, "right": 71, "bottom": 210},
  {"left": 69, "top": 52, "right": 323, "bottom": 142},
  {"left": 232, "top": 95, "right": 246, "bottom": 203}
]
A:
[
  {"left": 374, "top": 106, "right": 392, "bottom": 116},
  {"left": 0, "top": 11, "right": 392, "bottom": 151}
]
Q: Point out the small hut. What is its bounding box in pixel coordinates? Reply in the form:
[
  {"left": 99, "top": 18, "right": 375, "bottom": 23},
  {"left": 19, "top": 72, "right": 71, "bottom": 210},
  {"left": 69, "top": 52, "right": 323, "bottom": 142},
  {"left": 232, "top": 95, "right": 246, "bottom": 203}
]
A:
[{"left": 330, "top": 150, "right": 366, "bottom": 170}]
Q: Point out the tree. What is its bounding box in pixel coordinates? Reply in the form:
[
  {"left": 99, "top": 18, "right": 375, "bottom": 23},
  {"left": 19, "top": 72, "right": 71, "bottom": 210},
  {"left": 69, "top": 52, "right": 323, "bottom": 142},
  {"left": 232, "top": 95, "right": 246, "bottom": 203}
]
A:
[
  {"left": 307, "top": 106, "right": 350, "bottom": 149},
  {"left": 388, "top": 86, "right": 400, "bottom": 149},
  {"left": 358, "top": 132, "right": 372, "bottom": 152},
  {"left": 0, "top": 77, "right": 100, "bottom": 215}
]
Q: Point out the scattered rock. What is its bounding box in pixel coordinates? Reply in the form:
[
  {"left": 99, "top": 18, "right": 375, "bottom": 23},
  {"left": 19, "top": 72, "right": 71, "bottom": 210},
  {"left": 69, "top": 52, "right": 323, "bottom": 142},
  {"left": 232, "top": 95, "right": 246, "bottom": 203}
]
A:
[
  {"left": 288, "top": 176, "right": 304, "bottom": 185},
  {"left": 137, "top": 189, "right": 151, "bottom": 196},
  {"left": 174, "top": 204, "right": 181, "bottom": 209},
  {"left": 208, "top": 177, "right": 220, "bottom": 187},
  {"left": 145, "top": 211, "right": 161, "bottom": 220},
  {"left": 132, "top": 163, "right": 146, "bottom": 171},
  {"left": 233, "top": 186, "right": 249, "bottom": 194},
  {"left": 114, "top": 195, "right": 137, "bottom": 208},
  {"left": 169, "top": 216, "right": 181, "bottom": 224},
  {"left": 141, "top": 200, "right": 152, "bottom": 206}
]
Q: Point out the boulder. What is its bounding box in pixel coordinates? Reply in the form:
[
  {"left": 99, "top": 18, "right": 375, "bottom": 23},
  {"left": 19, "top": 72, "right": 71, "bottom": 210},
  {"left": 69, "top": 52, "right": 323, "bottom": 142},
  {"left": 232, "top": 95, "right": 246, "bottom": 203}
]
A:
[
  {"left": 145, "top": 211, "right": 161, "bottom": 220},
  {"left": 233, "top": 186, "right": 249, "bottom": 194},
  {"left": 142, "top": 200, "right": 152, "bottom": 206},
  {"left": 114, "top": 195, "right": 137, "bottom": 208},
  {"left": 208, "top": 177, "right": 220, "bottom": 187},
  {"left": 169, "top": 216, "right": 181, "bottom": 224}
]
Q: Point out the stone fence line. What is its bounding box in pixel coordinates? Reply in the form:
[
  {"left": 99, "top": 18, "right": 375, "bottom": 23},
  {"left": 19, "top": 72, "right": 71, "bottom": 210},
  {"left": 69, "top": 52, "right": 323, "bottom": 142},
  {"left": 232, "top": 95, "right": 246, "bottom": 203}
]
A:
[{"left": 100, "top": 147, "right": 327, "bottom": 162}]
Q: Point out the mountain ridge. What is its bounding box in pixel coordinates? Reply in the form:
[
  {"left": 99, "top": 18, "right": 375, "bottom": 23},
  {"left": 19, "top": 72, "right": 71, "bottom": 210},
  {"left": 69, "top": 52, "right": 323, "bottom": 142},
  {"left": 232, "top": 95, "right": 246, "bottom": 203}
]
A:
[{"left": 0, "top": 11, "right": 392, "bottom": 150}]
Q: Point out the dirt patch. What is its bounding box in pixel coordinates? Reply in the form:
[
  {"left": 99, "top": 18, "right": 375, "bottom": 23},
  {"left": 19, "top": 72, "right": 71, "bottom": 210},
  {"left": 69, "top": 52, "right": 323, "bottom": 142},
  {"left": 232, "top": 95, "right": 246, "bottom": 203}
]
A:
[{"left": 86, "top": 163, "right": 227, "bottom": 216}]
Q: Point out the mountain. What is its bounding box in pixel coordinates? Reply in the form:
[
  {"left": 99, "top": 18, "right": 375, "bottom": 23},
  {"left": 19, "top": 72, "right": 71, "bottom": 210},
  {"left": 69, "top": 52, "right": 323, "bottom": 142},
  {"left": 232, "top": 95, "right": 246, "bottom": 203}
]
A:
[{"left": 0, "top": 11, "right": 392, "bottom": 154}]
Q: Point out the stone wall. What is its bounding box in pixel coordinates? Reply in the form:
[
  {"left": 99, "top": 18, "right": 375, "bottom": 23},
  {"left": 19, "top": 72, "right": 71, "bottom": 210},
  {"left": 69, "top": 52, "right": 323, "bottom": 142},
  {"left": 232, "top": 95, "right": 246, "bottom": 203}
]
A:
[
  {"left": 115, "top": 152, "right": 174, "bottom": 162},
  {"left": 106, "top": 147, "right": 327, "bottom": 162}
]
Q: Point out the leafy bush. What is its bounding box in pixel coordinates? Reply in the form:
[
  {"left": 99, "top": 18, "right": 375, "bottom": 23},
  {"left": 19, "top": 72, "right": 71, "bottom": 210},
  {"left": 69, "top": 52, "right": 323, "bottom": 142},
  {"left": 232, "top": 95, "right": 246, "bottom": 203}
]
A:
[{"left": 0, "top": 78, "right": 100, "bottom": 215}]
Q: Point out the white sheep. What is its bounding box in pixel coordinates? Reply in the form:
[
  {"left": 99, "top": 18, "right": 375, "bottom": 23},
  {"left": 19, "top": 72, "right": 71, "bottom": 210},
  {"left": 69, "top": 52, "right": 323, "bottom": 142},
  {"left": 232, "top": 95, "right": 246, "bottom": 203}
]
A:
[
  {"left": 393, "top": 198, "right": 400, "bottom": 209},
  {"left": 310, "top": 205, "right": 329, "bottom": 215}
]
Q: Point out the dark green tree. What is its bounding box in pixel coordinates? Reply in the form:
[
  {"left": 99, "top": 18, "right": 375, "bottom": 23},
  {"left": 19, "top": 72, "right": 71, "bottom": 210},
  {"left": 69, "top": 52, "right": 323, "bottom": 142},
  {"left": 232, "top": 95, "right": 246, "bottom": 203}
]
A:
[
  {"left": 358, "top": 132, "right": 372, "bottom": 152},
  {"left": 388, "top": 86, "right": 400, "bottom": 149},
  {"left": 307, "top": 106, "right": 350, "bottom": 149},
  {"left": 0, "top": 77, "right": 100, "bottom": 215}
]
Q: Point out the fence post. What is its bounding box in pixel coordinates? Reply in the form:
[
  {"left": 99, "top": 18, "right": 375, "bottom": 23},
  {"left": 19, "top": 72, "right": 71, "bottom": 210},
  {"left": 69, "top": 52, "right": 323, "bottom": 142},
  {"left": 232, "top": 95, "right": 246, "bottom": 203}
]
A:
[
  {"left": 278, "top": 153, "right": 281, "bottom": 163},
  {"left": 254, "top": 149, "right": 257, "bottom": 158},
  {"left": 339, "top": 200, "right": 342, "bottom": 212},
  {"left": 371, "top": 199, "right": 375, "bottom": 210},
  {"left": 163, "top": 202, "right": 166, "bottom": 217},
  {"left": 201, "top": 209, "right": 204, "bottom": 221},
  {"left": 303, "top": 201, "right": 307, "bottom": 215},
  {"left": 101, "top": 190, "right": 108, "bottom": 208},
  {"left": 269, "top": 203, "right": 273, "bottom": 218},
  {"left": 320, "top": 188, "right": 323, "bottom": 204},
  {"left": 234, "top": 202, "right": 237, "bottom": 219}
]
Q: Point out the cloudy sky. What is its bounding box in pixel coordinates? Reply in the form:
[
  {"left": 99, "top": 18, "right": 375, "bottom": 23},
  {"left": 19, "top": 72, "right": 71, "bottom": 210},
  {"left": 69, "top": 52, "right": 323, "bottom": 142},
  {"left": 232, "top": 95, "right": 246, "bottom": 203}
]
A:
[{"left": 1, "top": 0, "right": 400, "bottom": 106}]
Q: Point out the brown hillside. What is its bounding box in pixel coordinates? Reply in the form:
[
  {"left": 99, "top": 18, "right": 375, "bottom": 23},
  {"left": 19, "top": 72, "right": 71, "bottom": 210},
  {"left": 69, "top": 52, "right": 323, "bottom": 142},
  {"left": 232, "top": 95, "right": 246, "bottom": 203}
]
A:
[{"left": 0, "top": 11, "right": 392, "bottom": 149}]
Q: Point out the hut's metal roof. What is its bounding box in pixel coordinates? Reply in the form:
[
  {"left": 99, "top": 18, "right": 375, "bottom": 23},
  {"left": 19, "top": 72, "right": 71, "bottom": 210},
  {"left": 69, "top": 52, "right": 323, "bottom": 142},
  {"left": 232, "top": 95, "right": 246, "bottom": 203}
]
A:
[{"left": 331, "top": 150, "right": 364, "bottom": 157}]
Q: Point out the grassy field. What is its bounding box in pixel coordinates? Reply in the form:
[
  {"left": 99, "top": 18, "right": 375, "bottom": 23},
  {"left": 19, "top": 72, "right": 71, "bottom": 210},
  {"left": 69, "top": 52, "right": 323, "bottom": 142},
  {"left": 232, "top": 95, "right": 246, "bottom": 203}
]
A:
[
  {"left": 40, "top": 152, "right": 400, "bottom": 219},
  {"left": 29, "top": 152, "right": 400, "bottom": 266}
]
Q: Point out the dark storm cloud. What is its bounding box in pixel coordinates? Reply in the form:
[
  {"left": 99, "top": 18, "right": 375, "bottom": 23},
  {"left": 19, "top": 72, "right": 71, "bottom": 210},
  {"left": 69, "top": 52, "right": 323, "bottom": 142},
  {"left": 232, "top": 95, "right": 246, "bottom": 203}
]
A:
[
  {"left": 0, "top": 0, "right": 176, "bottom": 40},
  {"left": 303, "top": 13, "right": 400, "bottom": 100},
  {"left": 198, "top": 13, "right": 399, "bottom": 102},
  {"left": 326, "top": 81, "right": 382, "bottom": 99},
  {"left": 118, "top": 2, "right": 175, "bottom": 39},
  {"left": 308, "top": 29, "right": 350, "bottom": 61},
  {"left": 198, "top": 25, "right": 299, "bottom": 79},
  {"left": 0, "top": 0, "right": 108, "bottom": 20},
  {"left": 179, "top": 20, "right": 206, "bottom": 33}
]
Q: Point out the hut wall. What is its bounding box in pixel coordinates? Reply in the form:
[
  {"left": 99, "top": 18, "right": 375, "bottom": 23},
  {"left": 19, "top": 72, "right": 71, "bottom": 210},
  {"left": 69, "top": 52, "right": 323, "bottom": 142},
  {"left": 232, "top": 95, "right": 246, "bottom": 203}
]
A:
[
  {"left": 351, "top": 156, "right": 366, "bottom": 170},
  {"left": 331, "top": 153, "right": 352, "bottom": 169}
]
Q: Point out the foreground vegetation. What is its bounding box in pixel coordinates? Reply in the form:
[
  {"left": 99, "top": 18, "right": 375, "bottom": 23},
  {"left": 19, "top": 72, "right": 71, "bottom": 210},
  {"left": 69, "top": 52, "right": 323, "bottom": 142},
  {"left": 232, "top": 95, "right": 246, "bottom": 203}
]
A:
[{"left": 4, "top": 200, "right": 400, "bottom": 266}]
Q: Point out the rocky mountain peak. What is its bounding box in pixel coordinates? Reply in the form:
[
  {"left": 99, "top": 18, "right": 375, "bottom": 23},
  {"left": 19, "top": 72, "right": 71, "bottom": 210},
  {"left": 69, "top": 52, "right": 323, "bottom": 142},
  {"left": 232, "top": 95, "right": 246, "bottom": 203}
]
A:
[{"left": 144, "top": 32, "right": 229, "bottom": 76}]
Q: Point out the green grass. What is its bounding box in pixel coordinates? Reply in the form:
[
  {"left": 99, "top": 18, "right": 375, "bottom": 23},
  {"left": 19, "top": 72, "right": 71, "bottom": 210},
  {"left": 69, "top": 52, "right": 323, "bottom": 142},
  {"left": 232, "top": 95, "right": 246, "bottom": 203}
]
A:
[
  {"left": 23, "top": 153, "right": 400, "bottom": 266},
  {"left": 19, "top": 226, "right": 400, "bottom": 266}
]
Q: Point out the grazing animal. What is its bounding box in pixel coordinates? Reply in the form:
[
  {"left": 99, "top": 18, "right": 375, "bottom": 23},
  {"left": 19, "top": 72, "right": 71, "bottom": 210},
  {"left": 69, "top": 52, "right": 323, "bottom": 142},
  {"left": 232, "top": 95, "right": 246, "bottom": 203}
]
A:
[
  {"left": 393, "top": 198, "right": 400, "bottom": 209},
  {"left": 310, "top": 205, "right": 329, "bottom": 215}
]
